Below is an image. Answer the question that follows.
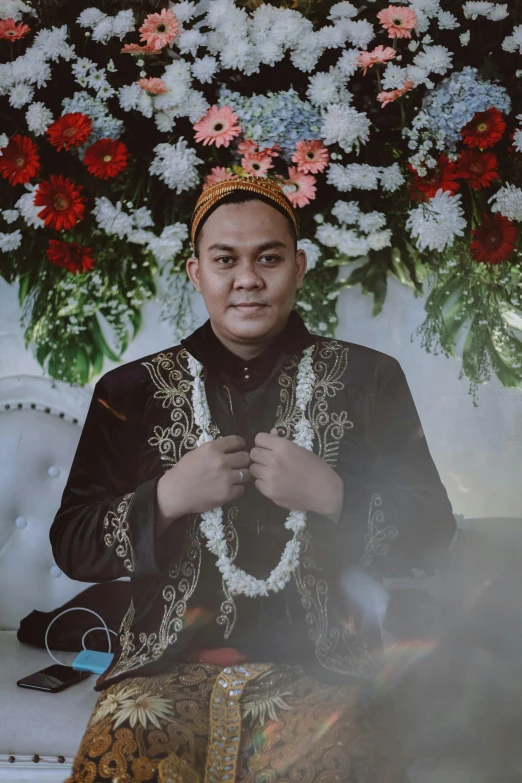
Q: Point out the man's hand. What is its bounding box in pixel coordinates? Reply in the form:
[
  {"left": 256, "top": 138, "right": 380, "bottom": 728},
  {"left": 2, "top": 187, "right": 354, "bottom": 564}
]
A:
[
  {"left": 156, "top": 435, "right": 251, "bottom": 534},
  {"left": 249, "top": 429, "right": 344, "bottom": 521}
]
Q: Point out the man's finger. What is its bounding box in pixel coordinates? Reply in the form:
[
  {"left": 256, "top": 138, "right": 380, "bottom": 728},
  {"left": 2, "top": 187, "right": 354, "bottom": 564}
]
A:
[
  {"left": 269, "top": 427, "right": 279, "bottom": 436},
  {"left": 254, "top": 432, "right": 279, "bottom": 449},
  {"left": 226, "top": 451, "right": 251, "bottom": 469},
  {"left": 249, "top": 447, "right": 270, "bottom": 466},
  {"left": 217, "top": 435, "right": 247, "bottom": 453},
  {"left": 254, "top": 478, "right": 269, "bottom": 497},
  {"left": 249, "top": 462, "right": 266, "bottom": 480}
]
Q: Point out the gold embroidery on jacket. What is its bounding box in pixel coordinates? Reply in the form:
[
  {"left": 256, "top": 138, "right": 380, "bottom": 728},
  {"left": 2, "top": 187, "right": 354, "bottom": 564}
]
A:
[
  {"left": 103, "top": 493, "right": 135, "bottom": 573},
  {"left": 216, "top": 505, "right": 239, "bottom": 639},
  {"left": 359, "top": 493, "right": 399, "bottom": 568},
  {"left": 285, "top": 340, "right": 375, "bottom": 677}
]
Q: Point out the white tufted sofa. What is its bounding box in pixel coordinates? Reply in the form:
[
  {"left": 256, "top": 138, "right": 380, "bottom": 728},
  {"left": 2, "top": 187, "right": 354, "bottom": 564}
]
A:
[{"left": 0, "top": 376, "right": 99, "bottom": 783}]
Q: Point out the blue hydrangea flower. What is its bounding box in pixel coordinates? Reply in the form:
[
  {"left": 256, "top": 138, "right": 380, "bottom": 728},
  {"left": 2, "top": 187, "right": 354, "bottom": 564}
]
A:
[
  {"left": 218, "top": 87, "right": 322, "bottom": 159},
  {"left": 421, "top": 66, "right": 511, "bottom": 146}
]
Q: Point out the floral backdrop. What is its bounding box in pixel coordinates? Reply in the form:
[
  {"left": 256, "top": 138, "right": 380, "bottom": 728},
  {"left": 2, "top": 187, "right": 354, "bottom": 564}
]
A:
[{"left": 0, "top": 0, "right": 521, "bottom": 402}]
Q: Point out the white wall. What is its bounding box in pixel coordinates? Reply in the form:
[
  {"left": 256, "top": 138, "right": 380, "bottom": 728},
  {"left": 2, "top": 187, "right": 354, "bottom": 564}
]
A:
[{"left": 1, "top": 275, "right": 521, "bottom": 519}]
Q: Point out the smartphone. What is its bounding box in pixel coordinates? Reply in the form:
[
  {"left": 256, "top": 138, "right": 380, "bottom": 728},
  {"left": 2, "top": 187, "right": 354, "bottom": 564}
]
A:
[{"left": 17, "top": 664, "right": 90, "bottom": 693}]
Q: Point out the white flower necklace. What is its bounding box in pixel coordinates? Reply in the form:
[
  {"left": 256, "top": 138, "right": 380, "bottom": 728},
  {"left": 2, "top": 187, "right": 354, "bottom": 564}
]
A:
[{"left": 187, "top": 345, "right": 316, "bottom": 598}]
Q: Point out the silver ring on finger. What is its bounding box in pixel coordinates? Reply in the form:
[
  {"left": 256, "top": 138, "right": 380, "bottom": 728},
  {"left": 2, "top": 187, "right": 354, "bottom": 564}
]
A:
[{"left": 238, "top": 469, "right": 245, "bottom": 483}]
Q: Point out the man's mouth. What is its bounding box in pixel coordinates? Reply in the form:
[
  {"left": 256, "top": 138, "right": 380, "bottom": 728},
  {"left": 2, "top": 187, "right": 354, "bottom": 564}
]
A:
[{"left": 232, "top": 302, "right": 267, "bottom": 310}]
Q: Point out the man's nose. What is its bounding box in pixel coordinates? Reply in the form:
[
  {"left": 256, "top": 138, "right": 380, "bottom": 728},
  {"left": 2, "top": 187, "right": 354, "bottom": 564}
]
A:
[{"left": 233, "top": 261, "right": 263, "bottom": 289}]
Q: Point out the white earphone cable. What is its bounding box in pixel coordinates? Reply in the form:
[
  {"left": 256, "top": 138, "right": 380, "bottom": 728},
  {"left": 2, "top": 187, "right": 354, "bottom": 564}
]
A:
[{"left": 44, "top": 607, "right": 114, "bottom": 667}]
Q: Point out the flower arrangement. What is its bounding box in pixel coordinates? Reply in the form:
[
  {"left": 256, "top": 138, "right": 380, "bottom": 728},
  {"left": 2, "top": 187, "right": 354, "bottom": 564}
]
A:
[{"left": 0, "top": 0, "right": 521, "bottom": 400}]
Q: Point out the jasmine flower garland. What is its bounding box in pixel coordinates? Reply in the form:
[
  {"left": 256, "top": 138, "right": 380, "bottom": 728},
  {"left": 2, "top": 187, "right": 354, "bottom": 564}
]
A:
[{"left": 187, "top": 346, "right": 316, "bottom": 598}]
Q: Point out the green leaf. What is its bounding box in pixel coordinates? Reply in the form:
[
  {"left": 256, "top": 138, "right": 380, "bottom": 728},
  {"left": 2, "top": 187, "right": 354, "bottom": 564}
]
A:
[
  {"left": 90, "top": 316, "right": 121, "bottom": 363},
  {"left": 440, "top": 299, "right": 469, "bottom": 356}
]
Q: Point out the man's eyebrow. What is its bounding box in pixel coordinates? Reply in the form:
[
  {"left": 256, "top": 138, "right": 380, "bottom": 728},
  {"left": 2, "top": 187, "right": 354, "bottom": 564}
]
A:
[{"left": 205, "top": 240, "right": 288, "bottom": 253}]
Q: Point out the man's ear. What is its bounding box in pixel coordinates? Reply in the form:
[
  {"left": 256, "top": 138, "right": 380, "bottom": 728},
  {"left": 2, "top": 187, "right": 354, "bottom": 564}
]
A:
[
  {"left": 295, "top": 247, "right": 307, "bottom": 291},
  {"left": 186, "top": 255, "right": 201, "bottom": 293}
]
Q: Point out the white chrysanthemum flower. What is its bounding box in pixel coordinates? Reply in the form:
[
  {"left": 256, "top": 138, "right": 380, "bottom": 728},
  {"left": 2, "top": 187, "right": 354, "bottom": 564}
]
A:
[
  {"left": 219, "top": 37, "right": 250, "bottom": 71},
  {"left": 463, "top": 2, "right": 507, "bottom": 20},
  {"left": 146, "top": 223, "right": 189, "bottom": 265},
  {"left": 92, "top": 197, "right": 134, "bottom": 239},
  {"left": 154, "top": 111, "right": 175, "bottom": 133},
  {"left": 405, "top": 64, "right": 431, "bottom": 87},
  {"left": 137, "top": 90, "right": 153, "bottom": 118},
  {"left": 358, "top": 211, "right": 387, "bottom": 234},
  {"left": 315, "top": 223, "right": 343, "bottom": 248},
  {"left": 290, "top": 37, "right": 323, "bottom": 72},
  {"left": 336, "top": 48, "right": 360, "bottom": 78},
  {"left": 0, "top": 230, "right": 22, "bottom": 252},
  {"left": 177, "top": 29, "right": 207, "bottom": 56},
  {"left": 169, "top": 1, "right": 197, "bottom": 23},
  {"left": 307, "top": 68, "right": 345, "bottom": 108},
  {"left": 149, "top": 138, "right": 202, "bottom": 194},
  {"left": 382, "top": 63, "right": 409, "bottom": 90},
  {"left": 328, "top": 1, "right": 358, "bottom": 20},
  {"left": 127, "top": 229, "right": 154, "bottom": 246},
  {"left": 502, "top": 25, "right": 522, "bottom": 54},
  {"left": 32, "top": 25, "right": 71, "bottom": 62},
  {"left": 298, "top": 239, "right": 321, "bottom": 271},
  {"left": 255, "top": 39, "right": 284, "bottom": 67},
  {"left": 2, "top": 209, "right": 19, "bottom": 224},
  {"left": 337, "top": 230, "right": 369, "bottom": 257},
  {"left": 406, "top": 190, "right": 466, "bottom": 252},
  {"left": 327, "top": 163, "right": 379, "bottom": 191},
  {"left": 413, "top": 45, "right": 452, "bottom": 75},
  {"left": 92, "top": 17, "right": 115, "bottom": 43},
  {"left": 183, "top": 90, "right": 209, "bottom": 124},
  {"left": 112, "top": 10, "right": 135, "bottom": 39},
  {"left": 9, "top": 83, "right": 34, "bottom": 109},
  {"left": 513, "top": 129, "right": 522, "bottom": 154},
  {"left": 77, "top": 7, "right": 106, "bottom": 27},
  {"left": 460, "top": 30, "right": 471, "bottom": 45},
  {"left": 118, "top": 83, "right": 141, "bottom": 112},
  {"left": 379, "top": 163, "right": 405, "bottom": 192},
  {"left": 367, "top": 230, "right": 392, "bottom": 251},
  {"left": 316, "top": 24, "right": 347, "bottom": 49},
  {"left": 489, "top": 184, "right": 522, "bottom": 222},
  {"left": 331, "top": 200, "right": 360, "bottom": 225},
  {"left": 191, "top": 55, "right": 218, "bottom": 83},
  {"left": 437, "top": 10, "right": 459, "bottom": 29},
  {"left": 0, "top": 0, "right": 33, "bottom": 21},
  {"left": 15, "top": 187, "right": 44, "bottom": 229},
  {"left": 131, "top": 206, "right": 154, "bottom": 229},
  {"left": 337, "top": 18, "right": 374, "bottom": 48},
  {"left": 72, "top": 57, "right": 96, "bottom": 80},
  {"left": 26, "top": 102, "right": 53, "bottom": 135},
  {"left": 488, "top": 3, "right": 508, "bottom": 20},
  {"left": 321, "top": 104, "right": 370, "bottom": 153},
  {"left": 0, "top": 134, "right": 8, "bottom": 150}
]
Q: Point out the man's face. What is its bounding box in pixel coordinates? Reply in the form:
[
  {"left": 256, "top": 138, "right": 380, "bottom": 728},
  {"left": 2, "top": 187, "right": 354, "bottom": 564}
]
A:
[{"left": 186, "top": 199, "right": 307, "bottom": 350}]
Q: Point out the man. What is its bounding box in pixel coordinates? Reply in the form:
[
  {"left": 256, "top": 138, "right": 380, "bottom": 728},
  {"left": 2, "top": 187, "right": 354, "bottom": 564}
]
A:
[{"left": 51, "top": 175, "right": 456, "bottom": 782}]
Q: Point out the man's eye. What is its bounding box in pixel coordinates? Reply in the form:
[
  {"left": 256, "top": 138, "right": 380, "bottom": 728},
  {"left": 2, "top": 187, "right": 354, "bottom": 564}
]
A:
[
  {"left": 259, "top": 255, "right": 279, "bottom": 264},
  {"left": 216, "top": 256, "right": 234, "bottom": 264}
]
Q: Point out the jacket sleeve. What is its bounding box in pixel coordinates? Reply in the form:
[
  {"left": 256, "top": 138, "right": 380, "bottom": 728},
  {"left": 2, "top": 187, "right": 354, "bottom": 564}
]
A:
[
  {"left": 50, "top": 374, "right": 163, "bottom": 582},
  {"left": 335, "top": 357, "right": 456, "bottom": 574}
]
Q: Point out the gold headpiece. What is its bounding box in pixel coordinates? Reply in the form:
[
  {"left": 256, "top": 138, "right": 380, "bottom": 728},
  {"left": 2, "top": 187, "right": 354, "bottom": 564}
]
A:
[{"left": 190, "top": 175, "right": 299, "bottom": 253}]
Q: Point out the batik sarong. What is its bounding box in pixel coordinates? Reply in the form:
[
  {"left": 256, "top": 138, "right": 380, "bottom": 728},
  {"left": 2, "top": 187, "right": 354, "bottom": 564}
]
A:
[{"left": 65, "top": 662, "right": 406, "bottom": 783}]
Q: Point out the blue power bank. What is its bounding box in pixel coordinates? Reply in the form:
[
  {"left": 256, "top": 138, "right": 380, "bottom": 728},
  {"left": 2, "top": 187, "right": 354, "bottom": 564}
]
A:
[{"left": 72, "top": 649, "right": 114, "bottom": 675}]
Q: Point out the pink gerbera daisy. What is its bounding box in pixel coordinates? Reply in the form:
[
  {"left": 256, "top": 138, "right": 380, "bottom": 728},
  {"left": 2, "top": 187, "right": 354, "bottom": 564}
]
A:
[
  {"left": 357, "top": 45, "right": 396, "bottom": 76},
  {"left": 237, "top": 139, "right": 258, "bottom": 155},
  {"left": 0, "top": 18, "right": 31, "bottom": 40},
  {"left": 121, "top": 42, "right": 160, "bottom": 55},
  {"left": 377, "top": 79, "right": 414, "bottom": 106},
  {"left": 203, "top": 167, "right": 238, "bottom": 190},
  {"left": 137, "top": 77, "right": 167, "bottom": 95},
  {"left": 377, "top": 5, "right": 417, "bottom": 38},
  {"left": 193, "top": 105, "right": 242, "bottom": 148},
  {"left": 241, "top": 152, "right": 273, "bottom": 177},
  {"left": 292, "top": 140, "right": 329, "bottom": 175},
  {"left": 139, "top": 8, "right": 180, "bottom": 50},
  {"left": 283, "top": 167, "right": 317, "bottom": 208}
]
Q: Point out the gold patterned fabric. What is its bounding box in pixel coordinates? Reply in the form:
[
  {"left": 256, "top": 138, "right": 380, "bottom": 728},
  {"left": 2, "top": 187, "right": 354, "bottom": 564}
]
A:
[
  {"left": 66, "top": 663, "right": 407, "bottom": 783},
  {"left": 190, "top": 175, "right": 299, "bottom": 251}
]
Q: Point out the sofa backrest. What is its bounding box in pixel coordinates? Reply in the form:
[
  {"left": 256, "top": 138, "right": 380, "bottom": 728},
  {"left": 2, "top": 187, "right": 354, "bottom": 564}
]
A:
[{"left": 0, "top": 376, "right": 93, "bottom": 630}]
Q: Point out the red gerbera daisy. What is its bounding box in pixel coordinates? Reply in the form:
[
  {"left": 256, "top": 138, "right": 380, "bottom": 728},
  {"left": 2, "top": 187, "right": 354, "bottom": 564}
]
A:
[
  {"left": 0, "top": 18, "right": 31, "bottom": 40},
  {"left": 0, "top": 134, "right": 40, "bottom": 186},
  {"left": 46, "top": 239, "right": 95, "bottom": 274},
  {"left": 456, "top": 149, "right": 499, "bottom": 190},
  {"left": 46, "top": 113, "right": 93, "bottom": 152},
  {"left": 461, "top": 107, "right": 506, "bottom": 150},
  {"left": 407, "top": 154, "right": 460, "bottom": 201},
  {"left": 471, "top": 213, "right": 518, "bottom": 265},
  {"left": 34, "top": 175, "right": 86, "bottom": 231},
  {"left": 83, "top": 139, "right": 129, "bottom": 179}
]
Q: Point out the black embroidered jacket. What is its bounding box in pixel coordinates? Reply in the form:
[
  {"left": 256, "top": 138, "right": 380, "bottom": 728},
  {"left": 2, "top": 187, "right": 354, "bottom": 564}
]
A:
[{"left": 50, "top": 312, "right": 456, "bottom": 688}]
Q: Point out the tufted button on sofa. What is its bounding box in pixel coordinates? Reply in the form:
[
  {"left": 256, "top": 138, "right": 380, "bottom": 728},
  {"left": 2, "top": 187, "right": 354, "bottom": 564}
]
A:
[{"left": 0, "top": 376, "right": 99, "bottom": 783}]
